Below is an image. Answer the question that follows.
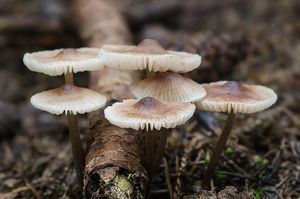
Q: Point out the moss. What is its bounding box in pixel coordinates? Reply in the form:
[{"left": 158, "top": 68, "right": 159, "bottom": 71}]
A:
[
  {"left": 254, "top": 155, "right": 268, "bottom": 167},
  {"left": 251, "top": 187, "right": 266, "bottom": 199},
  {"left": 224, "top": 146, "right": 233, "bottom": 157},
  {"left": 114, "top": 175, "right": 133, "bottom": 196}
]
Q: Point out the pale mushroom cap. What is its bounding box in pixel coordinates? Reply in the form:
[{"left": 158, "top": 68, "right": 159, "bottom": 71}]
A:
[
  {"left": 196, "top": 81, "right": 277, "bottom": 114},
  {"left": 100, "top": 39, "right": 201, "bottom": 73},
  {"left": 31, "top": 85, "right": 107, "bottom": 115},
  {"left": 130, "top": 72, "right": 206, "bottom": 102},
  {"left": 104, "top": 97, "right": 196, "bottom": 131},
  {"left": 23, "top": 48, "right": 104, "bottom": 76}
]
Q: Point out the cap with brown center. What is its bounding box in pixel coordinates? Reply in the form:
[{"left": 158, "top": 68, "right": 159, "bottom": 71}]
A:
[
  {"left": 100, "top": 39, "right": 201, "bottom": 73},
  {"left": 31, "top": 84, "right": 107, "bottom": 115},
  {"left": 104, "top": 97, "right": 196, "bottom": 131},
  {"left": 196, "top": 81, "right": 277, "bottom": 114},
  {"left": 23, "top": 48, "right": 103, "bottom": 76},
  {"left": 130, "top": 72, "right": 206, "bottom": 102}
]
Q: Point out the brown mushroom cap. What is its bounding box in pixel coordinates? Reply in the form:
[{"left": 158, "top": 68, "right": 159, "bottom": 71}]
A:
[
  {"left": 130, "top": 72, "right": 206, "bottom": 102},
  {"left": 196, "top": 81, "right": 277, "bottom": 114},
  {"left": 100, "top": 39, "right": 201, "bottom": 73},
  {"left": 104, "top": 97, "right": 195, "bottom": 131},
  {"left": 31, "top": 85, "right": 107, "bottom": 115},
  {"left": 23, "top": 48, "right": 103, "bottom": 76}
]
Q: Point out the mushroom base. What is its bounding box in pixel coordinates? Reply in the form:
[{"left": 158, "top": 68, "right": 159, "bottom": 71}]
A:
[
  {"left": 144, "top": 129, "right": 169, "bottom": 177},
  {"left": 67, "top": 113, "right": 85, "bottom": 188},
  {"left": 202, "top": 111, "right": 236, "bottom": 187}
]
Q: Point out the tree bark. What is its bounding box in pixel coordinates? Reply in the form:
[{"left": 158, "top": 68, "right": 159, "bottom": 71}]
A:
[{"left": 73, "top": 0, "right": 147, "bottom": 198}]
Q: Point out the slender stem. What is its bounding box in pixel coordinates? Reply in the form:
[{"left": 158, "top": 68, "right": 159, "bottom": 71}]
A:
[
  {"left": 202, "top": 110, "right": 236, "bottom": 188},
  {"left": 145, "top": 128, "right": 169, "bottom": 178},
  {"left": 67, "top": 113, "right": 85, "bottom": 188},
  {"left": 64, "top": 71, "right": 85, "bottom": 187},
  {"left": 145, "top": 130, "right": 157, "bottom": 177},
  {"left": 145, "top": 129, "right": 169, "bottom": 199},
  {"left": 155, "top": 129, "right": 168, "bottom": 168},
  {"left": 65, "top": 71, "right": 74, "bottom": 85},
  {"left": 146, "top": 71, "right": 155, "bottom": 78}
]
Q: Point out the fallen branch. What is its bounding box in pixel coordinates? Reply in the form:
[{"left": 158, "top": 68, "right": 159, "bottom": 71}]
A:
[{"left": 73, "top": 0, "right": 147, "bottom": 198}]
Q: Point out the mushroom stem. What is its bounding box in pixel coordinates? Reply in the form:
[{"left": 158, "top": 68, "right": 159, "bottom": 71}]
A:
[
  {"left": 145, "top": 130, "right": 157, "bottom": 177},
  {"left": 146, "top": 71, "right": 155, "bottom": 78},
  {"left": 65, "top": 71, "right": 74, "bottom": 85},
  {"left": 155, "top": 129, "right": 168, "bottom": 168},
  {"left": 145, "top": 129, "right": 169, "bottom": 178},
  {"left": 64, "top": 71, "right": 85, "bottom": 187},
  {"left": 202, "top": 110, "right": 235, "bottom": 187},
  {"left": 67, "top": 113, "right": 85, "bottom": 188}
]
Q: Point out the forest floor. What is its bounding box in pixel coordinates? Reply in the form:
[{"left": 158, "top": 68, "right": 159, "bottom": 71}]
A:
[{"left": 0, "top": 0, "right": 299, "bottom": 198}]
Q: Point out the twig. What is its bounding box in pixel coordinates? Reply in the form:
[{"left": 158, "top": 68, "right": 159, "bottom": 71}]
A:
[
  {"left": 226, "top": 159, "right": 248, "bottom": 175},
  {"left": 275, "top": 175, "right": 290, "bottom": 189},
  {"left": 174, "top": 155, "right": 187, "bottom": 199},
  {"left": 264, "top": 186, "right": 284, "bottom": 199},
  {"left": 163, "top": 157, "right": 173, "bottom": 199},
  {"left": 220, "top": 171, "right": 257, "bottom": 181},
  {"left": 24, "top": 179, "right": 40, "bottom": 199},
  {"left": 0, "top": 186, "right": 30, "bottom": 198},
  {"left": 264, "top": 151, "right": 281, "bottom": 181},
  {"left": 283, "top": 109, "right": 300, "bottom": 127},
  {"left": 188, "top": 150, "right": 204, "bottom": 176}
]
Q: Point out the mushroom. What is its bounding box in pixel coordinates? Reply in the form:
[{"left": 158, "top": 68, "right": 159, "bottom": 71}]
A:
[
  {"left": 31, "top": 85, "right": 106, "bottom": 115},
  {"left": 23, "top": 48, "right": 107, "bottom": 187},
  {"left": 104, "top": 97, "right": 196, "bottom": 176},
  {"left": 100, "top": 38, "right": 201, "bottom": 73},
  {"left": 196, "top": 81, "right": 277, "bottom": 187},
  {"left": 23, "top": 48, "right": 104, "bottom": 76},
  {"left": 130, "top": 71, "right": 206, "bottom": 102}
]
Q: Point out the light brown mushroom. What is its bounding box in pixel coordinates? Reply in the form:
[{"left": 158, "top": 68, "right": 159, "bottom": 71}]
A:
[
  {"left": 23, "top": 48, "right": 107, "bottom": 187},
  {"left": 196, "top": 81, "right": 277, "bottom": 187},
  {"left": 31, "top": 84, "right": 107, "bottom": 115},
  {"left": 104, "top": 97, "right": 195, "bottom": 176},
  {"left": 100, "top": 38, "right": 201, "bottom": 73},
  {"left": 23, "top": 48, "right": 103, "bottom": 76},
  {"left": 31, "top": 84, "right": 106, "bottom": 185},
  {"left": 130, "top": 72, "right": 206, "bottom": 102}
]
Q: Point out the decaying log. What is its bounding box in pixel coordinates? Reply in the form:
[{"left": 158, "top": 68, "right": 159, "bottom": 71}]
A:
[{"left": 73, "top": 0, "right": 147, "bottom": 198}]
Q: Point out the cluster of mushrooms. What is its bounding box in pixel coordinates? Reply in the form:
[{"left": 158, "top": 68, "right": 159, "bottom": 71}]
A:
[{"left": 23, "top": 39, "right": 277, "bottom": 189}]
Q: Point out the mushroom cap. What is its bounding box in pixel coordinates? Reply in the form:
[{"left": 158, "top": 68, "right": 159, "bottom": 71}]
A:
[
  {"left": 23, "top": 48, "right": 104, "bottom": 76},
  {"left": 100, "top": 39, "right": 201, "bottom": 73},
  {"left": 130, "top": 72, "right": 206, "bottom": 102},
  {"left": 31, "top": 85, "right": 107, "bottom": 115},
  {"left": 196, "top": 81, "right": 277, "bottom": 114},
  {"left": 104, "top": 97, "right": 195, "bottom": 131}
]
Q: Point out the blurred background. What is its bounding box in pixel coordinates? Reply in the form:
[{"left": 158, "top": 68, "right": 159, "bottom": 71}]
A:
[{"left": 0, "top": 0, "right": 299, "bottom": 198}]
